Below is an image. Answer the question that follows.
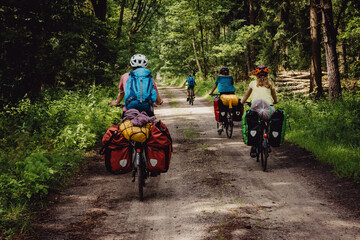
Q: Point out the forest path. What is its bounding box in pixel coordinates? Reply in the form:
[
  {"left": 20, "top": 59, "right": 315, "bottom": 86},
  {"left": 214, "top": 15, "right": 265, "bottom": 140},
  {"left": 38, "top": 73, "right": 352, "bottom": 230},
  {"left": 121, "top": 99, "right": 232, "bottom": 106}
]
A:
[{"left": 29, "top": 85, "right": 360, "bottom": 240}]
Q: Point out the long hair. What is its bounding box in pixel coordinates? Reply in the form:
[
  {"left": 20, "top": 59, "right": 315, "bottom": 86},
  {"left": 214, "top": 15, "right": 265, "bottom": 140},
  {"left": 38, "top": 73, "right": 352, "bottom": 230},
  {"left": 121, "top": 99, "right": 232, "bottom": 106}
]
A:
[{"left": 256, "top": 75, "right": 273, "bottom": 89}]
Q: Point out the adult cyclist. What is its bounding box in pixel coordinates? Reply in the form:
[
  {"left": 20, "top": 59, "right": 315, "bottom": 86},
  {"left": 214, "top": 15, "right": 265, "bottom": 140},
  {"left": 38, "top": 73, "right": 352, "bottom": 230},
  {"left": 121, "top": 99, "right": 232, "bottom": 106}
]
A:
[
  {"left": 240, "top": 65, "right": 278, "bottom": 156},
  {"left": 209, "top": 67, "right": 236, "bottom": 133},
  {"left": 110, "top": 54, "right": 163, "bottom": 116},
  {"left": 183, "top": 73, "right": 196, "bottom": 101}
]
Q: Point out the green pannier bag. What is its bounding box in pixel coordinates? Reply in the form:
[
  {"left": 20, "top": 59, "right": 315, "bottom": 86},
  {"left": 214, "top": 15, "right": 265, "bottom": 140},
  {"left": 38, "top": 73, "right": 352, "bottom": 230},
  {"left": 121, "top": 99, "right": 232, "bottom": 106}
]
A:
[
  {"left": 268, "top": 109, "right": 286, "bottom": 147},
  {"left": 242, "top": 110, "right": 261, "bottom": 146}
]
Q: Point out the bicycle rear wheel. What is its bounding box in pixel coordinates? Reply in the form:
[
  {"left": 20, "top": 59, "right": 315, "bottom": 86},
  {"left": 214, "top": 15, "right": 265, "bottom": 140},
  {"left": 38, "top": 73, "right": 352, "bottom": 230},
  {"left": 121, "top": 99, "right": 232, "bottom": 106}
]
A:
[
  {"left": 225, "top": 117, "right": 233, "bottom": 138},
  {"left": 136, "top": 153, "right": 145, "bottom": 201},
  {"left": 261, "top": 146, "right": 268, "bottom": 172}
]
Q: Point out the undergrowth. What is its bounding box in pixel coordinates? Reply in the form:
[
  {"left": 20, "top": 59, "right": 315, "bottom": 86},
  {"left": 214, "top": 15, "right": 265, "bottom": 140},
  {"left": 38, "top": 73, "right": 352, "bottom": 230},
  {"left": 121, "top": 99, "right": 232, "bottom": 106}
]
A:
[{"left": 0, "top": 85, "right": 120, "bottom": 238}]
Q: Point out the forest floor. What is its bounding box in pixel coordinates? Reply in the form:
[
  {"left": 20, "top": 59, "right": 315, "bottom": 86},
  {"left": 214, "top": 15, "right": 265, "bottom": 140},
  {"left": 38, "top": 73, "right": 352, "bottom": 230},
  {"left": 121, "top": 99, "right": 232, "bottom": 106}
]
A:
[{"left": 24, "top": 85, "right": 360, "bottom": 240}]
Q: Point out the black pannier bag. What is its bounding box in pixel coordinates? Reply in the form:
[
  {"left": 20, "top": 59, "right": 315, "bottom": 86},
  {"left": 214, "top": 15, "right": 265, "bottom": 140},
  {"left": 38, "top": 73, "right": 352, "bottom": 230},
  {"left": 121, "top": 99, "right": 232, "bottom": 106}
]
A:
[
  {"left": 217, "top": 98, "right": 228, "bottom": 123},
  {"left": 232, "top": 99, "right": 244, "bottom": 121},
  {"left": 242, "top": 110, "right": 260, "bottom": 146},
  {"left": 269, "top": 109, "right": 286, "bottom": 147}
]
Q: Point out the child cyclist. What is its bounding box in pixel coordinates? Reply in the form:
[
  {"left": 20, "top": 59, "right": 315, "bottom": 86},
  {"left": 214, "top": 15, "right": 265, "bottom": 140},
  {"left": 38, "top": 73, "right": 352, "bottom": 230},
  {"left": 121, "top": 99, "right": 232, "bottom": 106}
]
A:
[
  {"left": 183, "top": 73, "right": 196, "bottom": 101},
  {"left": 209, "top": 67, "right": 236, "bottom": 133},
  {"left": 241, "top": 65, "right": 278, "bottom": 157}
]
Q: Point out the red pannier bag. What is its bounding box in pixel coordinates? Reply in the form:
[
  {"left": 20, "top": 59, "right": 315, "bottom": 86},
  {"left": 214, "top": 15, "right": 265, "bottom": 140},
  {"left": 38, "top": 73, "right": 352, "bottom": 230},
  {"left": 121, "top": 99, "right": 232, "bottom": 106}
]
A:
[
  {"left": 100, "top": 125, "right": 132, "bottom": 174},
  {"left": 146, "top": 121, "right": 172, "bottom": 173},
  {"left": 214, "top": 97, "right": 220, "bottom": 122},
  {"left": 214, "top": 97, "right": 227, "bottom": 122}
]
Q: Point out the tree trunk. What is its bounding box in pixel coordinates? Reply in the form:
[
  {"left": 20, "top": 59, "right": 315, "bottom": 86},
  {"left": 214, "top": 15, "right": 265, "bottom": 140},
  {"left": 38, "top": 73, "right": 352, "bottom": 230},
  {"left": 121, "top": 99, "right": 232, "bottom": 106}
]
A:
[
  {"left": 248, "top": 0, "right": 255, "bottom": 72},
  {"left": 90, "top": 0, "right": 107, "bottom": 21},
  {"left": 116, "top": 0, "right": 126, "bottom": 39},
  {"left": 196, "top": 0, "right": 207, "bottom": 79},
  {"left": 321, "top": 0, "right": 341, "bottom": 100},
  {"left": 192, "top": 39, "right": 202, "bottom": 73},
  {"left": 310, "top": 0, "right": 323, "bottom": 96},
  {"left": 337, "top": 29, "right": 348, "bottom": 77}
]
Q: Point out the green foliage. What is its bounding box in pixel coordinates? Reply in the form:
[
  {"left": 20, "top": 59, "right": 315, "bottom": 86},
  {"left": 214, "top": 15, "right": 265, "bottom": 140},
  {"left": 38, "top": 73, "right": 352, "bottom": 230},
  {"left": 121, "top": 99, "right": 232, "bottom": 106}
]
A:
[
  {"left": 0, "top": 86, "right": 120, "bottom": 236},
  {"left": 279, "top": 93, "right": 360, "bottom": 179}
]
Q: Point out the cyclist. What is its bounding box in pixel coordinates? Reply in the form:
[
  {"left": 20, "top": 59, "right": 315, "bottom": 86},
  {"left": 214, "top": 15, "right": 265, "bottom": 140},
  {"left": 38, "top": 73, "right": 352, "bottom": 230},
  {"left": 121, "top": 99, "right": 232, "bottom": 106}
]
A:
[
  {"left": 183, "top": 73, "right": 196, "bottom": 101},
  {"left": 240, "top": 65, "right": 277, "bottom": 106},
  {"left": 209, "top": 67, "right": 236, "bottom": 133},
  {"left": 240, "top": 65, "right": 278, "bottom": 156},
  {"left": 110, "top": 54, "right": 163, "bottom": 116}
]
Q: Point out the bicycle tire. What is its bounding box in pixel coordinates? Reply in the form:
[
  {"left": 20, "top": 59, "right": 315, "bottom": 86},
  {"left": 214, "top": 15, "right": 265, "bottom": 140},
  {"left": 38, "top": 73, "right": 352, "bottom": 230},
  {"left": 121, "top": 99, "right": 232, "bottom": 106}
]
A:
[
  {"left": 225, "top": 121, "right": 233, "bottom": 138},
  {"left": 261, "top": 146, "right": 268, "bottom": 172},
  {"left": 137, "top": 153, "right": 144, "bottom": 201},
  {"left": 225, "top": 114, "right": 233, "bottom": 138}
]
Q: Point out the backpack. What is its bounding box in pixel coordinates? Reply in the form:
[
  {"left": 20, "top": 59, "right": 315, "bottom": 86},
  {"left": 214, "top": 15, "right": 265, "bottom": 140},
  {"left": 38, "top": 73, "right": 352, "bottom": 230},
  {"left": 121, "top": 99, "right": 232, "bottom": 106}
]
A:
[
  {"left": 269, "top": 109, "right": 286, "bottom": 147},
  {"left": 125, "top": 68, "right": 157, "bottom": 112},
  {"left": 100, "top": 125, "right": 132, "bottom": 174},
  {"left": 242, "top": 110, "right": 261, "bottom": 146},
  {"left": 187, "top": 77, "right": 195, "bottom": 87},
  {"left": 145, "top": 121, "right": 172, "bottom": 173}
]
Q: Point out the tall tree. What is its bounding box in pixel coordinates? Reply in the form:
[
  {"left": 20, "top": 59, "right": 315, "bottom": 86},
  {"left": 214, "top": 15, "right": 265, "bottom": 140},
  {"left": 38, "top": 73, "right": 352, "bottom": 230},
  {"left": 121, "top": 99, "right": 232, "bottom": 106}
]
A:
[
  {"left": 90, "top": 0, "right": 107, "bottom": 21},
  {"left": 196, "top": 0, "right": 208, "bottom": 79},
  {"left": 310, "top": 0, "right": 323, "bottom": 96},
  {"left": 321, "top": 0, "right": 341, "bottom": 100},
  {"left": 116, "top": 0, "right": 126, "bottom": 39}
]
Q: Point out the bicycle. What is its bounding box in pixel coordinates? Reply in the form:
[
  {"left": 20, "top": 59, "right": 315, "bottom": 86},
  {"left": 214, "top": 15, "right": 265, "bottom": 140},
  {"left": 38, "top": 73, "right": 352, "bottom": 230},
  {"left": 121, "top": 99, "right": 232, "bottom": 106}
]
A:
[
  {"left": 115, "top": 104, "right": 153, "bottom": 201},
  {"left": 211, "top": 94, "right": 235, "bottom": 138},
  {"left": 245, "top": 102, "right": 271, "bottom": 171},
  {"left": 188, "top": 88, "right": 195, "bottom": 105}
]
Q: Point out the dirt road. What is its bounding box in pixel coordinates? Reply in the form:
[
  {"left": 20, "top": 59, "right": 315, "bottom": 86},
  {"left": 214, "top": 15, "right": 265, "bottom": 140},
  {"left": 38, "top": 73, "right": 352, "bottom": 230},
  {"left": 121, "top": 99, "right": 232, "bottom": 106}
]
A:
[{"left": 30, "top": 85, "right": 360, "bottom": 240}]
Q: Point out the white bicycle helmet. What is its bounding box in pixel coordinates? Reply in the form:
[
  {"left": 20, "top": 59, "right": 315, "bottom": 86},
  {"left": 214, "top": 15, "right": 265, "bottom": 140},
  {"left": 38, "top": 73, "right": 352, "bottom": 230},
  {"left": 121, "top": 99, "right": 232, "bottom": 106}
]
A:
[{"left": 130, "top": 54, "right": 148, "bottom": 68}]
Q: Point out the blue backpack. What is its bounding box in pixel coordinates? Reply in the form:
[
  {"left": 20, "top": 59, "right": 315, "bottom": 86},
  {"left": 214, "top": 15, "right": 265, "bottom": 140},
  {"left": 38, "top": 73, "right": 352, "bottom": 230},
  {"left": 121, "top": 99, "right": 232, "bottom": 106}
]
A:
[
  {"left": 125, "top": 68, "right": 157, "bottom": 112},
  {"left": 187, "top": 77, "right": 195, "bottom": 87}
]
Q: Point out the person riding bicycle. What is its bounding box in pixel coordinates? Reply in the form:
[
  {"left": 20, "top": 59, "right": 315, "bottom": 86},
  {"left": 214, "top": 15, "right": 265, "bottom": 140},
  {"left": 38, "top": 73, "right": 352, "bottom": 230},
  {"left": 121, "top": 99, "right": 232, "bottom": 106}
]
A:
[
  {"left": 209, "top": 67, "right": 236, "bottom": 133},
  {"left": 110, "top": 54, "right": 163, "bottom": 117},
  {"left": 183, "top": 73, "right": 196, "bottom": 101},
  {"left": 240, "top": 65, "right": 278, "bottom": 107},
  {"left": 240, "top": 65, "right": 278, "bottom": 157}
]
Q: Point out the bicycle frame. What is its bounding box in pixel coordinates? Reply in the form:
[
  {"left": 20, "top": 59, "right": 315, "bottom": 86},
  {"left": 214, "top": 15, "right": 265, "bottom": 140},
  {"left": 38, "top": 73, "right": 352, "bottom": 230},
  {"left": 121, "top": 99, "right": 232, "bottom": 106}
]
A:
[
  {"left": 245, "top": 102, "right": 270, "bottom": 171},
  {"left": 212, "top": 94, "right": 234, "bottom": 138},
  {"left": 131, "top": 141, "right": 148, "bottom": 201}
]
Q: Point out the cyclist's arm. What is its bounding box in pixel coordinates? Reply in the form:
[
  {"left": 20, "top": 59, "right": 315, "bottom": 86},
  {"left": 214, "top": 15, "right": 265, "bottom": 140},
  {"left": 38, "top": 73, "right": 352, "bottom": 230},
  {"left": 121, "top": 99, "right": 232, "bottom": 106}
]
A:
[
  {"left": 110, "top": 91, "right": 124, "bottom": 107},
  {"left": 240, "top": 87, "right": 252, "bottom": 104},
  {"left": 271, "top": 88, "right": 278, "bottom": 104},
  {"left": 209, "top": 84, "right": 217, "bottom": 95},
  {"left": 152, "top": 78, "right": 163, "bottom": 105}
]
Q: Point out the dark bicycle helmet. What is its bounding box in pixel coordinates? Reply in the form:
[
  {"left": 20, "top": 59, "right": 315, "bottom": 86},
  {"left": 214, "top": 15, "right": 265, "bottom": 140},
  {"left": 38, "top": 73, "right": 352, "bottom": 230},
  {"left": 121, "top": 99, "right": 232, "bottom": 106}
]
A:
[
  {"left": 254, "top": 65, "right": 269, "bottom": 76},
  {"left": 220, "top": 67, "right": 229, "bottom": 75}
]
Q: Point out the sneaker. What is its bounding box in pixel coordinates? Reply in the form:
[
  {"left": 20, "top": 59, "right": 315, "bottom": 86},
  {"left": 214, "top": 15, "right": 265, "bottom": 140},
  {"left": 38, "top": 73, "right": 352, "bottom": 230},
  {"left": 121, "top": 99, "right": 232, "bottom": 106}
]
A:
[
  {"left": 250, "top": 146, "right": 257, "bottom": 158},
  {"left": 217, "top": 125, "right": 224, "bottom": 133}
]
